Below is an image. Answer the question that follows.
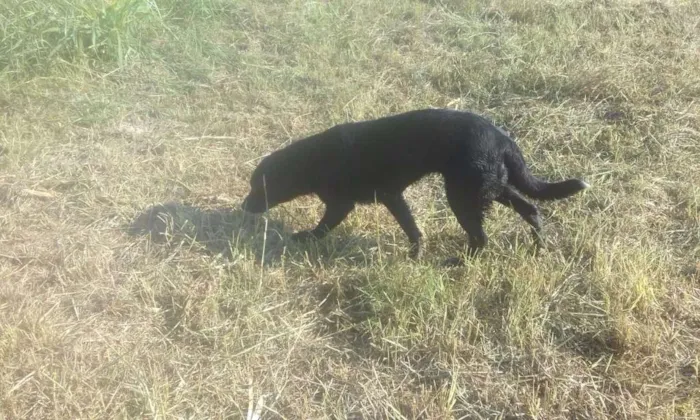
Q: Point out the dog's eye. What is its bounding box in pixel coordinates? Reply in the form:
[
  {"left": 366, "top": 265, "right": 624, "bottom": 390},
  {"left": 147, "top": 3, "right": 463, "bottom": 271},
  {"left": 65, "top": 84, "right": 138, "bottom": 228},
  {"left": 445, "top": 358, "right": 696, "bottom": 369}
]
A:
[{"left": 251, "top": 173, "right": 268, "bottom": 190}]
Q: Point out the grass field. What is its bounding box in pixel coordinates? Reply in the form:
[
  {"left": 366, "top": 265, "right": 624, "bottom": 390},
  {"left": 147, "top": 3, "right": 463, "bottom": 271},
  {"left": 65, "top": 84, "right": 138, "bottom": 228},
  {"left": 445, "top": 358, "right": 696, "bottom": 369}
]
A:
[{"left": 1, "top": 0, "right": 699, "bottom": 418}]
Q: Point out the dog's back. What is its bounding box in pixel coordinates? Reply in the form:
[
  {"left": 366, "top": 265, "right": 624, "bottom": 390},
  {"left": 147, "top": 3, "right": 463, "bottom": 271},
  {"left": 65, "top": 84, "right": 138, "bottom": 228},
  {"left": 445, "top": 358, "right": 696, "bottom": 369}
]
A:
[{"left": 310, "top": 109, "right": 512, "bottom": 201}]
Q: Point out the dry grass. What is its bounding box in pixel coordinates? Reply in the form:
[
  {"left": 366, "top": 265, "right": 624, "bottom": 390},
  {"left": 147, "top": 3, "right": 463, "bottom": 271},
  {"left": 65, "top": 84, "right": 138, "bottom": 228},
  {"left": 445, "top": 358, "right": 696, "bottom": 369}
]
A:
[{"left": 1, "top": 0, "right": 699, "bottom": 418}]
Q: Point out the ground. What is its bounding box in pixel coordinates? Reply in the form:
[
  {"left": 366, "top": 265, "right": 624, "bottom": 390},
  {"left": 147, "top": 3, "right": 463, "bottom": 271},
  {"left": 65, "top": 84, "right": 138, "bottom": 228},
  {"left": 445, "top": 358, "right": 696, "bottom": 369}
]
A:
[{"left": 1, "top": 0, "right": 699, "bottom": 418}]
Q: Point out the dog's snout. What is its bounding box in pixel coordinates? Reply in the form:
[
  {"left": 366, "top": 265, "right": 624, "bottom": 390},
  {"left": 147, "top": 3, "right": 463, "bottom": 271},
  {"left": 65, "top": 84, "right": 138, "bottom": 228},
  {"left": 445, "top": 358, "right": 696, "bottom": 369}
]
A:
[{"left": 241, "top": 194, "right": 264, "bottom": 214}]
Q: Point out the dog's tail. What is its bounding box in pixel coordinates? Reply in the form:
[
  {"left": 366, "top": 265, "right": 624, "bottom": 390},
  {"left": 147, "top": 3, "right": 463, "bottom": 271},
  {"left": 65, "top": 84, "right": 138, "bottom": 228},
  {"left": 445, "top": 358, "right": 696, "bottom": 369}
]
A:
[{"left": 504, "top": 141, "right": 589, "bottom": 200}]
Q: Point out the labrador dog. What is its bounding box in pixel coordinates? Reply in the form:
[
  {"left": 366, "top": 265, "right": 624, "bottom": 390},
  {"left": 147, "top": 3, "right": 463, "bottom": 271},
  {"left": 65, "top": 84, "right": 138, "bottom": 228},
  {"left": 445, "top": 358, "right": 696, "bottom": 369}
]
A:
[{"left": 241, "top": 109, "right": 589, "bottom": 263}]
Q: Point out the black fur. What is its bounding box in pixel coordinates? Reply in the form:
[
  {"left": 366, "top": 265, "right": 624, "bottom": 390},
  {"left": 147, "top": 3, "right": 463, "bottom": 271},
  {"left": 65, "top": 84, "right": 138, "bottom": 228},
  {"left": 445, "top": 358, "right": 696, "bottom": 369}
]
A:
[{"left": 241, "top": 109, "right": 589, "bottom": 262}]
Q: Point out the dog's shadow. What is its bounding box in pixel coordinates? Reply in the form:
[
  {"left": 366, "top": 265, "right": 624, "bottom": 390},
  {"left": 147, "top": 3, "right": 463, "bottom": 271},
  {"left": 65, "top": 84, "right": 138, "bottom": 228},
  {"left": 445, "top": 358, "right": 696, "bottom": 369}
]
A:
[{"left": 127, "top": 202, "right": 379, "bottom": 266}]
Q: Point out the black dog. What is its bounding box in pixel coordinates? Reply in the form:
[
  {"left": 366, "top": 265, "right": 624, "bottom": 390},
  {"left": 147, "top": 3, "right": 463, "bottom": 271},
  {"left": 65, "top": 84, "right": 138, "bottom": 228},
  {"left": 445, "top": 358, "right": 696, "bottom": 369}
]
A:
[{"left": 241, "top": 109, "right": 588, "bottom": 262}]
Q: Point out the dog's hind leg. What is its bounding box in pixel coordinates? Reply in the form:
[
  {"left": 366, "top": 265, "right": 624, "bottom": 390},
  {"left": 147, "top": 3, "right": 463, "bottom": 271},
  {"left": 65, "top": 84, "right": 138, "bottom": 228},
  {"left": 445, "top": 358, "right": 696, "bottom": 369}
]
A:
[
  {"left": 495, "top": 185, "right": 544, "bottom": 247},
  {"left": 291, "top": 199, "right": 355, "bottom": 242},
  {"left": 444, "top": 177, "right": 490, "bottom": 262},
  {"left": 382, "top": 194, "right": 423, "bottom": 259}
]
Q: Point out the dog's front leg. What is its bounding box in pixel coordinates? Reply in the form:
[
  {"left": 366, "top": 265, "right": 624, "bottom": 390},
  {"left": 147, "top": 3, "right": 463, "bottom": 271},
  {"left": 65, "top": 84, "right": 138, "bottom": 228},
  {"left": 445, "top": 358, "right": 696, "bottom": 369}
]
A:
[
  {"left": 382, "top": 194, "right": 423, "bottom": 260},
  {"left": 291, "top": 199, "right": 355, "bottom": 242}
]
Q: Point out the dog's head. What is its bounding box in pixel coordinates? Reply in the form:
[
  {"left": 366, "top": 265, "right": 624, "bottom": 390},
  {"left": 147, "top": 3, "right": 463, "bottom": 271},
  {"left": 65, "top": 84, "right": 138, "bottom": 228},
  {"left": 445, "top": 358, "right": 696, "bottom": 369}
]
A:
[{"left": 241, "top": 152, "right": 305, "bottom": 214}]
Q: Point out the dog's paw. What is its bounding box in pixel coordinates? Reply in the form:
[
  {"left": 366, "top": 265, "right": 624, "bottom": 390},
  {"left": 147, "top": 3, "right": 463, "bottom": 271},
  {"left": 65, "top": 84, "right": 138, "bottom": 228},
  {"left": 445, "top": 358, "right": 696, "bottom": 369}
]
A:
[
  {"left": 530, "top": 229, "right": 546, "bottom": 255},
  {"left": 291, "top": 230, "right": 316, "bottom": 242},
  {"left": 408, "top": 240, "right": 423, "bottom": 261}
]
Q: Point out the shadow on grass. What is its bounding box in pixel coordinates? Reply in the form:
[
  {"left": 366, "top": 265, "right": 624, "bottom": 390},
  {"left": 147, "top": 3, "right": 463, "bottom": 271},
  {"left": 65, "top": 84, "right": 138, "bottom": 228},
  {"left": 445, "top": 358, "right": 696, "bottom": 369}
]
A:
[{"left": 127, "top": 201, "right": 379, "bottom": 266}]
